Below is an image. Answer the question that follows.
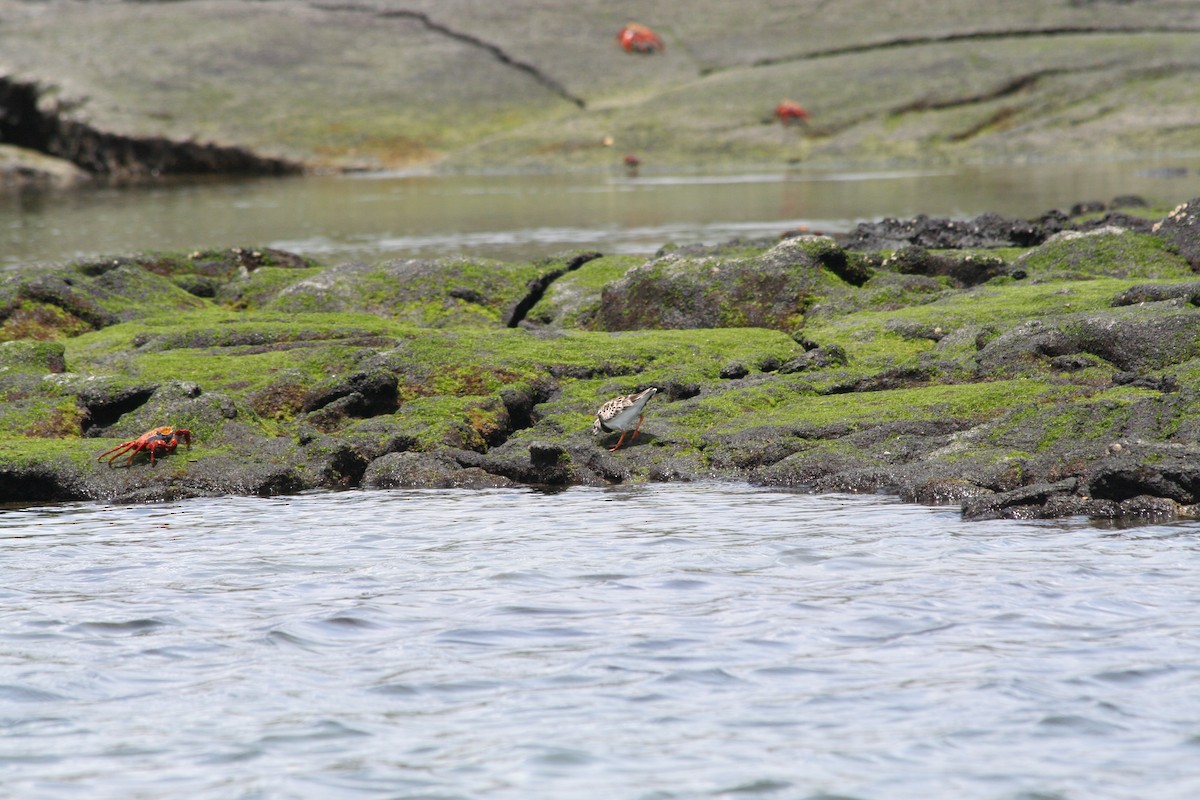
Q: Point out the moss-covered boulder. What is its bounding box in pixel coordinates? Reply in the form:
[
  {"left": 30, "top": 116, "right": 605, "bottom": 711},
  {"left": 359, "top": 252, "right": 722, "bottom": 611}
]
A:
[
  {"left": 76, "top": 247, "right": 318, "bottom": 297},
  {"left": 975, "top": 305, "right": 1200, "bottom": 376},
  {"left": 0, "top": 339, "right": 66, "bottom": 373},
  {"left": 0, "top": 370, "right": 87, "bottom": 439},
  {"left": 265, "top": 256, "right": 583, "bottom": 327},
  {"left": 0, "top": 269, "right": 118, "bottom": 340},
  {"left": 597, "top": 236, "right": 856, "bottom": 332},
  {"left": 0, "top": 251, "right": 315, "bottom": 341},
  {"left": 1013, "top": 227, "right": 1194, "bottom": 280}
]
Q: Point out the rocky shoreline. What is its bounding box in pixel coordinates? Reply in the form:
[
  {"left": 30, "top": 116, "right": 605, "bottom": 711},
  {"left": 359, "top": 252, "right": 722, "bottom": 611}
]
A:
[
  {"left": 2, "top": 2, "right": 1199, "bottom": 177},
  {"left": 3, "top": 196, "right": 1200, "bottom": 523}
]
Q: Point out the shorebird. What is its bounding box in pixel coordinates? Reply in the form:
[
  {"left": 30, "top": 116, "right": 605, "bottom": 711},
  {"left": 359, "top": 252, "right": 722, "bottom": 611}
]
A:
[{"left": 592, "top": 387, "right": 657, "bottom": 452}]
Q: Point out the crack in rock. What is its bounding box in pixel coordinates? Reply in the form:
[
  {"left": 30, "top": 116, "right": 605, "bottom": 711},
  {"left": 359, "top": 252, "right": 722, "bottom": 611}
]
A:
[
  {"left": 699, "top": 25, "right": 1196, "bottom": 75},
  {"left": 315, "top": 4, "right": 586, "bottom": 109},
  {"left": 505, "top": 251, "right": 603, "bottom": 328},
  {"left": 891, "top": 71, "right": 1054, "bottom": 114}
]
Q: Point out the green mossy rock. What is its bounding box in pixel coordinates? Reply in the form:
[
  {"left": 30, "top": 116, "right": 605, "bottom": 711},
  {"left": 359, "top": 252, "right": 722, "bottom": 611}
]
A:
[
  {"left": 4, "top": 200, "right": 1200, "bottom": 522},
  {"left": 0, "top": 253, "right": 289, "bottom": 341},
  {"left": 265, "top": 257, "right": 548, "bottom": 327},
  {"left": 1014, "top": 228, "right": 1193, "bottom": 280},
  {"left": 597, "top": 237, "right": 854, "bottom": 332},
  {"left": 0, "top": 339, "right": 66, "bottom": 373},
  {"left": 524, "top": 255, "right": 644, "bottom": 329}
]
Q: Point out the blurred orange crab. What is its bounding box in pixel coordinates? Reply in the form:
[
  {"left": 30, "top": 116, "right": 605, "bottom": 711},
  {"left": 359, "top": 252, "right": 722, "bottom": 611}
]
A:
[
  {"left": 617, "top": 23, "right": 664, "bottom": 54},
  {"left": 775, "top": 99, "right": 810, "bottom": 125}
]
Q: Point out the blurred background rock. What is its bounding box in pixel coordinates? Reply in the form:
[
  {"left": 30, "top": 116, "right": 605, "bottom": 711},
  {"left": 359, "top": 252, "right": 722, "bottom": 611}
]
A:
[{"left": 1, "top": 0, "right": 1198, "bottom": 179}]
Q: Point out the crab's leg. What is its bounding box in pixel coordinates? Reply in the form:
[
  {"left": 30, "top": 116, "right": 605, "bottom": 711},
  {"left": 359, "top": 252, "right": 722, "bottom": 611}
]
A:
[
  {"left": 127, "top": 444, "right": 148, "bottom": 467},
  {"left": 97, "top": 442, "right": 134, "bottom": 464}
]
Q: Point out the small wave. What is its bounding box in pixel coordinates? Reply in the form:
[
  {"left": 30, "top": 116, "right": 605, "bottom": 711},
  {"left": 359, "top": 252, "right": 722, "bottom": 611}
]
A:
[
  {"left": 0, "top": 685, "right": 71, "bottom": 703},
  {"left": 656, "top": 668, "right": 745, "bottom": 686},
  {"left": 68, "top": 618, "right": 168, "bottom": 635}
]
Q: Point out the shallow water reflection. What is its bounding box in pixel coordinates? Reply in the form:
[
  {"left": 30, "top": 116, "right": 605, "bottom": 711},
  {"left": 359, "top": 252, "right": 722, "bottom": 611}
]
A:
[
  {"left": 2, "top": 484, "right": 1199, "bottom": 799},
  {"left": 3, "top": 157, "right": 1198, "bottom": 268}
]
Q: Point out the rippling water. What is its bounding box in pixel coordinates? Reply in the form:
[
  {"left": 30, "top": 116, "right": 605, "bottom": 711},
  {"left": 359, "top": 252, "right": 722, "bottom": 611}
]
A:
[{"left": 2, "top": 485, "right": 1199, "bottom": 799}]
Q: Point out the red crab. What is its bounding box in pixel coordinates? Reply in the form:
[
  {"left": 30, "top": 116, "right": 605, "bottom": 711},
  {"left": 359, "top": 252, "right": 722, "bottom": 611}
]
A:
[
  {"left": 97, "top": 426, "right": 192, "bottom": 467},
  {"left": 775, "top": 99, "right": 810, "bottom": 125},
  {"left": 617, "top": 23, "right": 664, "bottom": 54}
]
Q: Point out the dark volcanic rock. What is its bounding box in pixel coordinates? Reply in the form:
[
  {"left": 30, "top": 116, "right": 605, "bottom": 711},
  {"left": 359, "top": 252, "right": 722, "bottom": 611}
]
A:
[
  {"left": 975, "top": 308, "right": 1200, "bottom": 375},
  {"left": 1077, "top": 212, "right": 1155, "bottom": 234},
  {"left": 363, "top": 450, "right": 516, "bottom": 489},
  {"left": 778, "top": 344, "right": 849, "bottom": 374},
  {"left": 660, "top": 379, "right": 701, "bottom": 401},
  {"left": 961, "top": 479, "right": 1081, "bottom": 521},
  {"left": 479, "top": 440, "right": 579, "bottom": 486},
  {"left": 0, "top": 463, "right": 83, "bottom": 503},
  {"left": 85, "top": 381, "right": 237, "bottom": 441},
  {"left": 1088, "top": 442, "right": 1200, "bottom": 505},
  {"left": 1112, "top": 371, "right": 1179, "bottom": 393},
  {"left": 303, "top": 369, "right": 399, "bottom": 416},
  {"left": 902, "top": 478, "right": 993, "bottom": 506},
  {"left": 1151, "top": 197, "right": 1200, "bottom": 269},
  {"left": 76, "top": 381, "right": 161, "bottom": 433},
  {"left": 845, "top": 212, "right": 1046, "bottom": 251},
  {"left": 1112, "top": 281, "right": 1200, "bottom": 306},
  {"left": 877, "top": 246, "right": 1009, "bottom": 287},
  {"left": 720, "top": 362, "right": 749, "bottom": 379}
]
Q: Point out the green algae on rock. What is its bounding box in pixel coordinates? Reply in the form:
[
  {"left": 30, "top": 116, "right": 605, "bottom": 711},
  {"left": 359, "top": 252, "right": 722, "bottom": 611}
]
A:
[
  {"left": 598, "top": 236, "right": 856, "bottom": 332},
  {"left": 3, "top": 199, "right": 1200, "bottom": 522},
  {"left": 258, "top": 251, "right": 601, "bottom": 328}
]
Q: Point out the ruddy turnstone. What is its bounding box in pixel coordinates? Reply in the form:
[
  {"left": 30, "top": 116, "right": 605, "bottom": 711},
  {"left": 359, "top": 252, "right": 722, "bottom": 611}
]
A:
[{"left": 592, "top": 387, "right": 657, "bottom": 452}]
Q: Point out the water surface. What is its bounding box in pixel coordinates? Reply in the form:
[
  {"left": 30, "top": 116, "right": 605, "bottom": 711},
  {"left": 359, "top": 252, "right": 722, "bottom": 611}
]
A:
[
  {"left": 2, "top": 484, "right": 1198, "bottom": 799},
  {"left": 2, "top": 157, "right": 1197, "bottom": 267}
]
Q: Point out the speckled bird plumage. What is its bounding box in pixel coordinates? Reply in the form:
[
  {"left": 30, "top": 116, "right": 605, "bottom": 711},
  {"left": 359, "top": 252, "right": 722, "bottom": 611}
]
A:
[{"left": 592, "top": 387, "right": 657, "bottom": 451}]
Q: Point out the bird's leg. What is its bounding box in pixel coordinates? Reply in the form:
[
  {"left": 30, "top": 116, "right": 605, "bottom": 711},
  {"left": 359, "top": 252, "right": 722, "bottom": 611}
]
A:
[
  {"left": 630, "top": 414, "right": 646, "bottom": 442},
  {"left": 609, "top": 430, "right": 629, "bottom": 452}
]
